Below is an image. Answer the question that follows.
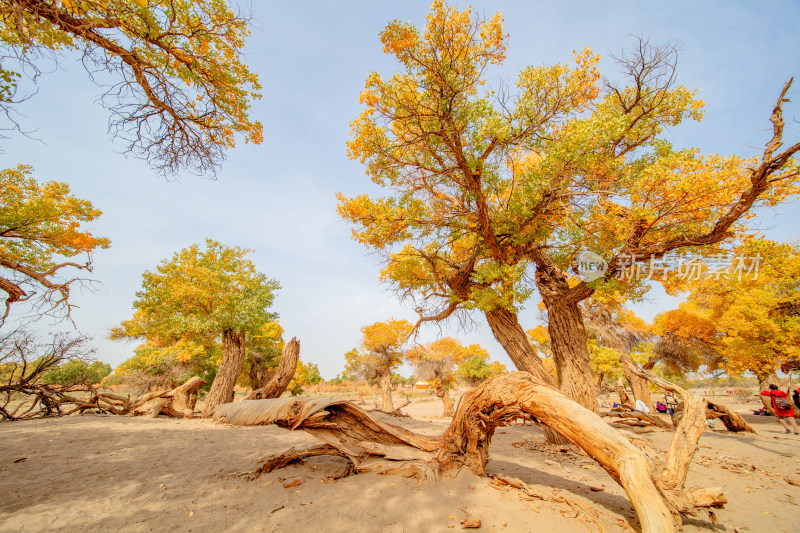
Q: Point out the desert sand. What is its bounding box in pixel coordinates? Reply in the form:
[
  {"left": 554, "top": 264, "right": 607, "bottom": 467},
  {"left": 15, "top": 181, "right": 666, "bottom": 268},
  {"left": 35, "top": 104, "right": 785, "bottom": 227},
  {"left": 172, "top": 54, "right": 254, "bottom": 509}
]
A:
[{"left": 1, "top": 394, "right": 799, "bottom": 533}]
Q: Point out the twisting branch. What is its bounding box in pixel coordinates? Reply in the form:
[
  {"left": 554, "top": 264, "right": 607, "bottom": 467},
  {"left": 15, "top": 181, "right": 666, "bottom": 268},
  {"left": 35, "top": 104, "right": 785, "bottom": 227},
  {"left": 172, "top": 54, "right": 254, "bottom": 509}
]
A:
[{"left": 0, "top": 0, "right": 262, "bottom": 174}]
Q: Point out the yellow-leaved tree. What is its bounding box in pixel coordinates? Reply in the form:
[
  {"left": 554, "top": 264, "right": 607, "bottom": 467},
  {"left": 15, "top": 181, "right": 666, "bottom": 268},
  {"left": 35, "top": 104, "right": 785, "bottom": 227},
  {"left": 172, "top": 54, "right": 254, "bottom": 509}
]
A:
[
  {"left": 338, "top": 1, "right": 800, "bottom": 413},
  {"left": 656, "top": 239, "right": 800, "bottom": 391},
  {"left": 344, "top": 318, "right": 413, "bottom": 411},
  {"left": 456, "top": 343, "right": 505, "bottom": 386},
  {"left": 0, "top": 165, "right": 109, "bottom": 323},
  {"left": 406, "top": 337, "right": 472, "bottom": 416},
  {"left": 111, "top": 239, "right": 280, "bottom": 417},
  {"left": 1, "top": 0, "right": 262, "bottom": 174}
]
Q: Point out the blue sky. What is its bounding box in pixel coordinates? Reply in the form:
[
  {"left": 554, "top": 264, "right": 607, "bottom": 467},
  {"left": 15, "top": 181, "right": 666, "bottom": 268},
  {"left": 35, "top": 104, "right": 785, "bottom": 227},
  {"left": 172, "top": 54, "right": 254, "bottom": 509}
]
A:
[{"left": 3, "top": 1, "right": 799, "bottom": 378}]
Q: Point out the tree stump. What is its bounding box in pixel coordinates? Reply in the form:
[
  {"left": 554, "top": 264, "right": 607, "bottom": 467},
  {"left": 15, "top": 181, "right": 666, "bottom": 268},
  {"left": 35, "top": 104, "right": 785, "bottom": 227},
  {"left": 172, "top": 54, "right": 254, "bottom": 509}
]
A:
[{"left": 242, "top": 338, "right": 300, "bottom": 401}]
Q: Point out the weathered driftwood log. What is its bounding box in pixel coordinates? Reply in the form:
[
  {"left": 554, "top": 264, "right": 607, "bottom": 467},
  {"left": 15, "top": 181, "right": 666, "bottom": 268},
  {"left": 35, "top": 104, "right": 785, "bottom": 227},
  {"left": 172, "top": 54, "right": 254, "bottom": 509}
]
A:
[
  {"left": 625, "top": 366, "right": 726, "bottom": 515},
  {"left": 601, "top": 408, "right": 673, "bottom": 430},
  {"left": 143, "top": 376, "right": 206, "bottom": 418},
  {"left": 0, "top": 376, "right": 206, "bottom": 419},
  {"left": 214, "top": 372, "right": 724, "bottom": 533},
  {"left": 705, "top": 400, "right": 756, "bottom": 433},
  {"left": 242, "top": 338, "right": 300, "bottom": 401}
]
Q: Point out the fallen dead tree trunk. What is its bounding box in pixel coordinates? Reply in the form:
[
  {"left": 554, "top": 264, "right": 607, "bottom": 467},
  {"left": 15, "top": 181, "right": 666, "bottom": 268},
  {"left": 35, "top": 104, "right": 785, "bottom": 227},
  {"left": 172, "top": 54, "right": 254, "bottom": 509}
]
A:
[
  {"left": 0, "top": 377, "right": 206, "bottom": 420},
  {"left": 214, "top": 372, "right": 724, "bottom": 533},
  {"left": 601, "top": 408, "right": 673, "bottom": 430},
  {"left": 705, "top": 400, "right": 756, "bottom": 433},
  {"left": 241, "top": 338, "right": 300, "bottom": 401}
]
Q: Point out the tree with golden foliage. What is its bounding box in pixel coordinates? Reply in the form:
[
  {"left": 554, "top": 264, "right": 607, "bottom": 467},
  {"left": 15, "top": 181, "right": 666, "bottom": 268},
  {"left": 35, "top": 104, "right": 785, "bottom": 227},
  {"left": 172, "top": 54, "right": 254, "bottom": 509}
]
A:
[
  {"left": 1, "top": 0, "right": 262, "bottom": 174},
  {"left": 111, "top": 239, "right": 280, "bottom": 417},
  {"left": 344, "top": 318, "right": 413, "bottom": 411},
  {"left": 406, "top": 337, "right": 472, "bottom": 416},
  {"left": 0, "top": 165, "right": 109, "bottom": 324},
  {"left": 656, "top": 239, "right": 800, "bottom": 391},
  {"left": 456, "top": 344, "right": 505, "bottom": 386},
  {"left": 337, "top": 1, "right": 800, "bottom": 414}
]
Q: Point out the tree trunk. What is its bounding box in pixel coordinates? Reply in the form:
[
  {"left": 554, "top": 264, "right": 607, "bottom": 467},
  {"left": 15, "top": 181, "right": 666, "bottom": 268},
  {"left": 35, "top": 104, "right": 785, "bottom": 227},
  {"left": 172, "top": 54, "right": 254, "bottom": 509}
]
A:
[
  {"left": 170, "top": 376, "right": 206, "bottom": 416},
  {"left": 215, "top": 372, "right": 726, "bottom": 533},
  {"left": 379, "top": 370, "right": 394, "bottom": 412},
  {"left": 243, "top": 338, "right": 300, "bottom": 401},
  {"left": 705, "top": 400, "right": 756, "bottom": 433},
  {"left": 484, "top": 306, "right": 567, "bottom": 444},
  {"left": 547, "top": 301, "right": 599, "bottom": 413},
  {"left": 620, "top": 350, "right": 654, "bottom": 412},
  {"left": 616, "top": 377, "right": 631, "bottom": 406},
  {"left": 202, "top": 329, "right": 246, "bottom": 418},
  {"left": 484, "top": 308, "right": 554, "bottom": 386},
  {"left": 757, "top": 370, "right": 779, "bottom": 415},
  {"left": 436, "top": 386, "right": 454, "bottom": 417}
]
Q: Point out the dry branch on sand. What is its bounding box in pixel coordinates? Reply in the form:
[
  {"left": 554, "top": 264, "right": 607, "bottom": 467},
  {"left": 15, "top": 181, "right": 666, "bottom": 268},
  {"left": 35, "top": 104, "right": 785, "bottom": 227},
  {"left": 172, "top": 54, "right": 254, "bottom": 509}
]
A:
[
  {"left": 0, "top": 376, "right": 206, "bottom": 420},
  {"left": 601, "top": 408, "right": 673, "bottom": 430},
  {"left": 703, "top": 400, "right": 756, "bottom": 433},
  {"left": 214, "top": 372, "right": 725, "bottom": 533}
]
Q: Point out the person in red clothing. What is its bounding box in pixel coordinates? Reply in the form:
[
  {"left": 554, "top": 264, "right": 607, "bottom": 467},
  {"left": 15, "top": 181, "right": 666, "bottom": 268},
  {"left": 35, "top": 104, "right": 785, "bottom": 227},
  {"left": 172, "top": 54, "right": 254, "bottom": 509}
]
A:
[{"left": 761, "top": 384, "right": 799, "bottom": 434}]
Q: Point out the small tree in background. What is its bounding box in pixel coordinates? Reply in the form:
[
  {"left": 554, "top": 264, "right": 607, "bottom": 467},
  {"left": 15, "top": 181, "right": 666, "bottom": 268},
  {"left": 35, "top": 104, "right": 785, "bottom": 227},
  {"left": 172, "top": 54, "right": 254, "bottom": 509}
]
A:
[
  {"left": 457, "top": 346, "right": 506, "bottom": 386},
  {"left": 41, "top": 360, "right": 111, "bottom": 386},
  {"left": 344, "top": 319, "right": 414, "bottom": 411},
  {"left": 288, "top": 360, "right": 322, "bottom": 396},
  {"left": 407, "top": 337, "right": 473, "bottom": 416},
  {"left": 111, "top": 238, "right": 280, "bottom": 417}
]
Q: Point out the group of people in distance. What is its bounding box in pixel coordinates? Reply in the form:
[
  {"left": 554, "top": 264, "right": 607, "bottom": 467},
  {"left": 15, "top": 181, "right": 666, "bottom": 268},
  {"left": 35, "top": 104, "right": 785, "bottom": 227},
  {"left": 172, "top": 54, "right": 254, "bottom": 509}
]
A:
[
  {"left": 652, "top": 385, "right": 800, "bottom": 436},
  {"left": 761, "top": 384, "right": 800, "bottom": 435}
]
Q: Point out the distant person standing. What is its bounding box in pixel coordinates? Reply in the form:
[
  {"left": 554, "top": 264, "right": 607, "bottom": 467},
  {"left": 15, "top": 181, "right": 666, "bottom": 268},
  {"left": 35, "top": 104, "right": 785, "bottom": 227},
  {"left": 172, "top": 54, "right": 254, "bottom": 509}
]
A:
[
  {"left": 664, "top": 392, "right": 679, "bottom": 417},
  {"left": 761, "top": 384, "right": 799, "bottom": 435},
  {"left": 793, "top": 388, "right": 800, "bottom": 411}
]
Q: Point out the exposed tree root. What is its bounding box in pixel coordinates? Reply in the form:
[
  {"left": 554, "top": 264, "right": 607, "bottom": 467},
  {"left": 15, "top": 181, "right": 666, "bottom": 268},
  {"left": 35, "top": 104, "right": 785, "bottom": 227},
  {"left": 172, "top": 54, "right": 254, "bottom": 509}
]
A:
[{"left": 214, "top": 372, "right": 725, "bottom": 533}]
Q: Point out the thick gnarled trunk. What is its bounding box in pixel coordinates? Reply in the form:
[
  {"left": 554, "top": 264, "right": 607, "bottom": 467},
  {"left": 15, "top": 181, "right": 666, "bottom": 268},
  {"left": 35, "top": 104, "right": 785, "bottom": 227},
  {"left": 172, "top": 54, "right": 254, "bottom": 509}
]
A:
[
  {"left": 620, "top": 350, "right": 654, "bottom": 412},
  {"left": 547, "top": 301, "right": 599, "bottom": 413},
  {"left": 484, "top": 307, "right": 554, "bottom": 386},
  {"left": 202, "top": 329, "right": 246, "bottom": 418},
  {"left": 243, "top": 338, "right": 300, "bottom": 401},
  {"left": 379, "top": 371, "right": 394, "bottom": 412},
  {"left": 215, "top": 372, "right": 725, "bottom": 533},
  {"left": 436, "top": 386, "right": 454, "bottom": 417}
]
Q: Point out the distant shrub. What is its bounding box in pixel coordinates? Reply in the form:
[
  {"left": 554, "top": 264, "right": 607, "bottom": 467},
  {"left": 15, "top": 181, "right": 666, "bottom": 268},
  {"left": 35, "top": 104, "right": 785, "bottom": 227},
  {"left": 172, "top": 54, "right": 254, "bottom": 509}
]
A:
[{"left": 41, "top": 360, "right": 112, "bottom": 386}]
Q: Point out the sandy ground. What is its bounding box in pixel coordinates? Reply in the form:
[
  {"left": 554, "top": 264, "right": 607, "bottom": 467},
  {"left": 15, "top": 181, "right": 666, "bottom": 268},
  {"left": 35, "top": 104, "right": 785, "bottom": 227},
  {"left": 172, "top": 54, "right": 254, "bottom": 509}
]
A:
[{"left": 1, "top": 394, "right": 800, "bottom": 533}]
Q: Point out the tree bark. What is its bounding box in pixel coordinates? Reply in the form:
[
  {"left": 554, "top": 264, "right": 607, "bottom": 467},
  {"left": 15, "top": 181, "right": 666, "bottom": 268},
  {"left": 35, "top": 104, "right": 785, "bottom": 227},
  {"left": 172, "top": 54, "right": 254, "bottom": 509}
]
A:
[
  {"left": 242, "top": 338, "right": 300, "bottom": 401},
  {"left": 620, "top": 349, "right": 654, "bottom": 412},
  {"left": 202, "top": 329, "right": 246, "bottom": 418},
  {"left": 436, "top": 386, "right": 454, "bottom": 417},
  {"left": 757, "top": 370, "right": 779, "bottom": 415},
  {"left": 547, "top": 301, "right": 599, "bottom": 413},
  {"left": 616, "top": 377, "right": 631, "bottom": 406},
  {"left": 379, "top": 370, "right": 394, "bottom": 412},
  {"left": 484, "top": 306, "right": 567, "bottom": 444},
  {"left": 484, "top": 307, "right": 554, "bottom": 386},
  {"left": 705, "top": 400, "right": 756, "bottom": 433},
  {"left": 169, "top": 376, "right": 206, "bottom": 416},
  {"left": 215, "top": 372, "right": 726, "bottom": 533}
]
